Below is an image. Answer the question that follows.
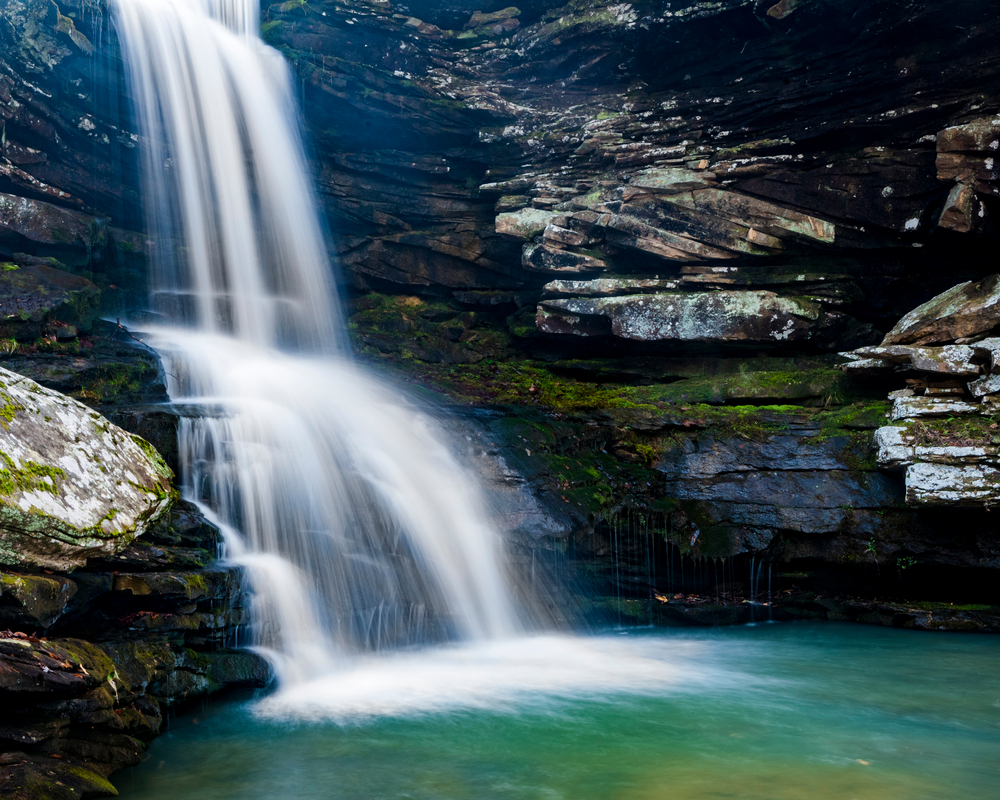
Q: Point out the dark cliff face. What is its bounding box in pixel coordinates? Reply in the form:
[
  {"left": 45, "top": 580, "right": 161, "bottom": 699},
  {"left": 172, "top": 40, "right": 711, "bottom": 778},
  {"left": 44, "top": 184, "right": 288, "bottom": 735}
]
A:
[
  {"left": 267, "top": 0, "right": 1000, "bottom": 621},
  {"left": 258, "top": 0, "right": 1000, "bottom": 299},
  {"left": 1, "top": 0, "right": 1000, "bottom": 623}
]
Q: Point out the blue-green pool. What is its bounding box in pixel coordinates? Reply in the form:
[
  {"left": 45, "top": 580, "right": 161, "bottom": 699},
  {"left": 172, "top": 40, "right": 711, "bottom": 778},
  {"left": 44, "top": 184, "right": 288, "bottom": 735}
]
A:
[{"left": 118, "top": 623, "right": 1000, "bottom": 799}]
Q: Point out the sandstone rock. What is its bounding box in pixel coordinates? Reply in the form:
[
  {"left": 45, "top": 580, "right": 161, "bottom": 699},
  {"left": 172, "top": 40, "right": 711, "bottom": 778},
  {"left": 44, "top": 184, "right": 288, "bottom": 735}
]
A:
[
  {"left": 0, "top": 367, "right": 174, "bottom": 570},
  {"left": 937, "top": 183, "right": 978, "bottom": 233},
  {"left": 542, "top": 277, "right": 680, "bottom": 296},
  {"left": 522, "top": 243, "right": 606, "bottom": 274},
  {"left": 874, "top": 425, "right": 997, "bottom": 469},
  {"left": 905, "top": 462, "right": 1000, "bottom": 506},
  {"left": 970, "top": 337, "right": 1000, "bottom": 370},
  {"left": 882, "top": 275, "right": 1000, "bottom": 345},
  {"left": 0, "top": 193, "right": 106, "bottom": 250},
  {"left": 541, "top": 223, "right": 585, "bottom": 247},
  {"left": 628, "top": 167, "right": 716, "bottom": 193},
  {"left": 495, "top": 208, "right": 558, "bottom": 239},
  {"left": 937, "top": 117, "right": 1000, "bottom": 154},
  {"left": 890, "top": 396, "right": 980, "bottom": 421},
  {"left": 538, "top": 291, "right": 823, "bottom": 343},
  {"left": 846, "top": 343, "right": 979, "bottom": 376},
  {"left": 664, "top": 188, "right": 837, "bottom": 245},
  {"left": 599, "top": 212, "right": 738, "bottom": 261}
]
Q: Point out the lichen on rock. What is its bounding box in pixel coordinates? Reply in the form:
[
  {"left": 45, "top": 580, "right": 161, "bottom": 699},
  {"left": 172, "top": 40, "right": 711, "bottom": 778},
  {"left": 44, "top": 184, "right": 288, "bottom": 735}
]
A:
[{"left": 0, "top": 366, "right": 174, "bottom": 570}]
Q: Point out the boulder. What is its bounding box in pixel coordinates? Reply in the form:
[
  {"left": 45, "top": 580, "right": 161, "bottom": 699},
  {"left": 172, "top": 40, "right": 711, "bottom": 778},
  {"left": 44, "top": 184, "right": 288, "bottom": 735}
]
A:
[
  {"left": 881, "top": 274, "right": 1000, "bottom": 345},
  {"left": 874, "top": 425, "right": 997, "bottom": 469},
  {"left": 845, "top": 344, "right": 979, "bottom": 376},
  {"left": 0, "top": 367, "right": 174, "bottom": 570}
]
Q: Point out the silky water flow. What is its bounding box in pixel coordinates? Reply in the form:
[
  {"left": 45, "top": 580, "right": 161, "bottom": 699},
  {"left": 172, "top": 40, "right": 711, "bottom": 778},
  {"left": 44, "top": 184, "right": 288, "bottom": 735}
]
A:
[
  {"left": 111, "top": 0, "right": 701, "bottom": 720},
  {"left": 112, "top": 0, "right": 523, "bottom": 687}
]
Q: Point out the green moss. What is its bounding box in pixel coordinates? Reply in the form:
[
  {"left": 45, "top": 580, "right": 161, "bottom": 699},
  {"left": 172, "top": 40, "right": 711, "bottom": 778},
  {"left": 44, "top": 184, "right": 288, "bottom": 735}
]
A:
[
  {"left": 129, "top": 434, "right": 175, "bottom": 482},
  {"left": 838, "top": 430, "right": 878, "bottom": 473},
  {"left": 897, "top": 415, "right": 1000, "bottom": 447},
  {"left": 1, "top": 262, "right": 18, "bottom": 272},
  {"left": 652, "top": 368, "right": 848, "bottom": 405},
  {"left": 600, "top": 596, "right": 646, "bottom": 618},
  {"left": 260, "top": 20, "right": 287, "bottom": 42},
  {"left": 185, "top": 572, "right": 209, "bottom": 595},
  {"left": 0, "top": 450, "right": 65, "bottom": 496},
  {"left": 78, "top": 361, "right": 156, "bottom": 404},
  {"left": 816, "top": 401, "right": 891, "bottom": 436},
  {"left": 0, "top": 387, "right": 23, "bottom": 428}
]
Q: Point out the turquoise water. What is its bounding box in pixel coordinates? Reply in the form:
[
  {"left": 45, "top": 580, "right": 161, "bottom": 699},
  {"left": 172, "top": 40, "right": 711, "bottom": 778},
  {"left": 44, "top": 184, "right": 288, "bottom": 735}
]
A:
[{"left": 119, "top": 623, "right": 1000, "bottom": 799}]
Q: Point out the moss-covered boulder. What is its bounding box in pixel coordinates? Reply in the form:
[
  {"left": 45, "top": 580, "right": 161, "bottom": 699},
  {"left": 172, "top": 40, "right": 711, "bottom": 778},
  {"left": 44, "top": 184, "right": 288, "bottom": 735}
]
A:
[{"left": 0, "top": 366, "right": 174, "bottom": 570}]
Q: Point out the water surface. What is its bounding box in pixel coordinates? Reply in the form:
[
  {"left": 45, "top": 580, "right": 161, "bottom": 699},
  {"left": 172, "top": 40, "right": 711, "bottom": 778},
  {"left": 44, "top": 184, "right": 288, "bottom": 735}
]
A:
[{"left": 119, "top": 623, "right": 1000, "bottom": 799}]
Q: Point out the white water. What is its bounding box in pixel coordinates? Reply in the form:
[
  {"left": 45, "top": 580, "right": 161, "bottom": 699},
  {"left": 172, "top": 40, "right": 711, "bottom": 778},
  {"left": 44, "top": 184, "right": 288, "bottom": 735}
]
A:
[
  {"left": 113, "top": 0, "right": 522, "bottom": 685},
  {"left": 252, "top": 634, "right": 726, "bottom": 723}
]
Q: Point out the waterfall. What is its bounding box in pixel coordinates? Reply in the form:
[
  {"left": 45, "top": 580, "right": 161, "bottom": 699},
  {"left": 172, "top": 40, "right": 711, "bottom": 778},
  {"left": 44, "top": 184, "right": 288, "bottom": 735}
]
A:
[{"left": 112, "top": 0, "right": 522, "bottom": 685}]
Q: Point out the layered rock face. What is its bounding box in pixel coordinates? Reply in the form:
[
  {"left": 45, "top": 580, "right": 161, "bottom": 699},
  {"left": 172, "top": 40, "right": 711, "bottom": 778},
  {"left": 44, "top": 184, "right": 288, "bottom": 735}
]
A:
[
  {"left": 254, "top": 0, "right": 1000, "bottom": 310},
  {"left": 2, "top": 0, "right": 1000, "bottom": 637},
  {"left": 843, "top": 275, "right": 1000, "bottom": 507},
  {"left": 0, "top": 0, "right": 148, "bottom": 312}
]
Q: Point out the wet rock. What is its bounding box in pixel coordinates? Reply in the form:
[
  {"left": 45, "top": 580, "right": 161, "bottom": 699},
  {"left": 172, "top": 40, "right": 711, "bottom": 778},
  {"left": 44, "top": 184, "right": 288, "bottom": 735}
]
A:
[
  {"left": 0, "top": 263, "right": 99, "bottom": 341},
  {"left": 112, "top": 568, "right": 242, "bottom": 603},
  {"left": 0, "top": 635, "right": 112, "bottom": 699},
  {"left": 0, "top": 193, "right": 105, "bottom": 252},
  {"left": 0, "top": 751, "right": 117, "bottom": 800},
  {"left": 206, "top": 651, "right": 274, "bottom": 688},
  {"left": 0, "top": 366, "right": 174, "bottom": 570},
  {"left": 881, "top": 275, "right": 1000, "bottom": 346},
  {"left": 0, "top": 572, "right": 77, "bottom": 629}
]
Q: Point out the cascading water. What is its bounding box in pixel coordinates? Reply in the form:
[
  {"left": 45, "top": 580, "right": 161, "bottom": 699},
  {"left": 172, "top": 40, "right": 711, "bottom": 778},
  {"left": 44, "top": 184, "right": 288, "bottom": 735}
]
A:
[{"left": 112, "top": 0, "right": 521, "bottom": 685}]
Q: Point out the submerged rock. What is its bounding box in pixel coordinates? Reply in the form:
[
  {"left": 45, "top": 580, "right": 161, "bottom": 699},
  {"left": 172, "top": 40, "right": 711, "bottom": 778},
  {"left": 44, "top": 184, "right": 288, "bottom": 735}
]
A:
[{"left": 0, "top": 366, "right": 174, "bottom": 570}]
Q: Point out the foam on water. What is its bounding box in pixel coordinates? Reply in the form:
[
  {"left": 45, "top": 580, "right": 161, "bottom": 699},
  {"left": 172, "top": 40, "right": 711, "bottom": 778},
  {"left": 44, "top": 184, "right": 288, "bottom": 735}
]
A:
[{"left": 253, "top": 634, "right": 735, "bottom": 723}]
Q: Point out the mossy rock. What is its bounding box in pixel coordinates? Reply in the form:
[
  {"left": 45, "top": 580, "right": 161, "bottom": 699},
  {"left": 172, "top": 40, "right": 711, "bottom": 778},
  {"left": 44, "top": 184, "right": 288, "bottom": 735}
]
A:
[{"left": 0, "top": 366, "right": 174, "bottom": 570}]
